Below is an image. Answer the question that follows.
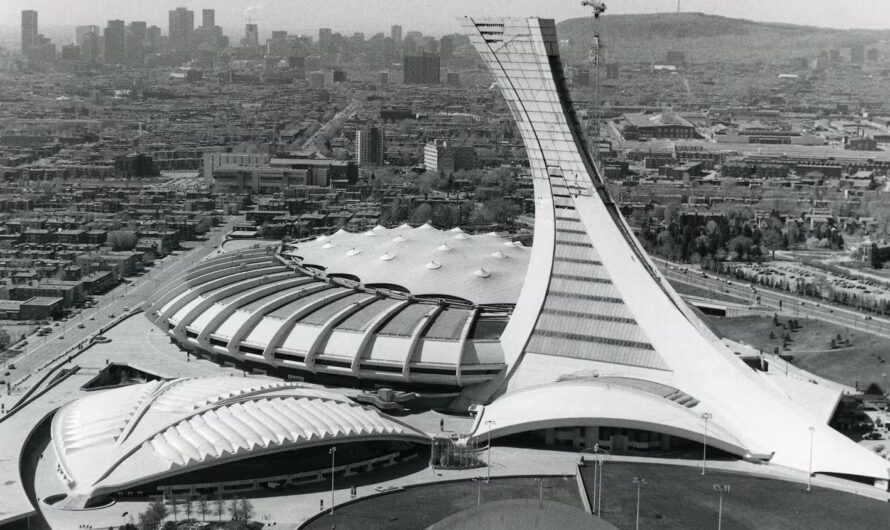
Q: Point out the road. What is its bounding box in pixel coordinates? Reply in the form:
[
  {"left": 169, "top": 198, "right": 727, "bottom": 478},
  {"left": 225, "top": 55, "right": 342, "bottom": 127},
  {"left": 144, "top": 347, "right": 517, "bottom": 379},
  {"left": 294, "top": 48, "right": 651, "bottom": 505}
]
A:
[
  {"left": 1, "top": 217, "right": 239, "bottom": 399},
  {"left": 652, "top": 256, "right": 890, "bottom": 339}
]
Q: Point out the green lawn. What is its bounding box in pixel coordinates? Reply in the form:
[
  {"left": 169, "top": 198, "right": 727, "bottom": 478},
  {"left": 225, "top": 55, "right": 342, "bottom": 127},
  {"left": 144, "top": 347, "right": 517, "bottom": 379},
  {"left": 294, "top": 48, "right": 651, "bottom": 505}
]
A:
[
  {"left": 706, "top": 314, "right": 890, "bottom": 390},
  {"left": 304, "top": 476, "right": 582, "bottom": 530},
  {"left": 581, "top": 462, "right": 890, "bottom": 530}
]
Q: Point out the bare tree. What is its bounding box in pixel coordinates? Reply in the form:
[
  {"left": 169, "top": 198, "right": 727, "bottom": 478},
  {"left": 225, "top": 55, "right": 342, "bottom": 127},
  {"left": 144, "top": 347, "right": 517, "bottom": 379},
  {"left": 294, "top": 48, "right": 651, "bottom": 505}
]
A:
[
  {"left": 214, "top": 492, "right": 225, "bottom": 523},
  {"left": 197, "top": 495, "right": 209, "bottom": 522}
]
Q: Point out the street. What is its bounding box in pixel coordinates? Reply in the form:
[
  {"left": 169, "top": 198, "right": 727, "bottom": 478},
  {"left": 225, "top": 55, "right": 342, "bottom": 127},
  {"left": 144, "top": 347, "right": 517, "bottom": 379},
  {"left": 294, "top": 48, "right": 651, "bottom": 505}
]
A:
[{"left": 1, "top": 217, "right": 239, "bottom": 399}]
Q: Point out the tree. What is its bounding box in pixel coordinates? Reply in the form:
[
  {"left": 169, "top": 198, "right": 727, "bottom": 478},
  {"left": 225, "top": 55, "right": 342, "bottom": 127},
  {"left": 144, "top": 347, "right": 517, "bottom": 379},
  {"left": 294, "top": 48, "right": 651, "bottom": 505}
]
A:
[
  {"left": 108, "top": 230, "right": 138, "bottom": 251},
  {"left": 137, "top": 500, "right": 167, "bottom": 530},
  {"left": 410, "top": 203, "right": 433, "bottom": 225},
  {"left": 214, "top": 493, "right": 226, "bottom": 523},
  {"left": 197, "top": 495, "right": 209, "bottom": 522},
  {"left": 238, "top": 498, "right": 255, "bottom": 524}
]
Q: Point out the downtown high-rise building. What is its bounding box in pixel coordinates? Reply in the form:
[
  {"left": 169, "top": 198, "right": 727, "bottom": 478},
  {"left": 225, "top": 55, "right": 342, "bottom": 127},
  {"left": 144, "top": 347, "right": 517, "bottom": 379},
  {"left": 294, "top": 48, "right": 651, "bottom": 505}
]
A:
[
  {"left": 390, "top": 24, "right": 402, "bottom": 44},
  {"left": 76, "top": 25, "right": 100, "bottom": 61},
  {"left": 104, "top": 19, "right": 126, "bottom": 64},
  {"left": 243, "top": 24, "right": 259, "bottom": 47},
  {"left": 202, "top": 9, "right": 215, "bottom": 28},
  {"left": 127, "top": 21, "right": 147, "bottom": 65},
  {"left": 168, "top": 7, "right": 195, "bottom": 52},
  {"left": 403, "top": 52, "right": 440, "bottom": 84},
  {"left": 318, "top": 28, "right": 332, "bottom": 52},
  {"left": 356, "top": 127, "right": 386, "bottom": 167},
  {"left": 21, "top": 10, "right": 38, "bottom": 54}
]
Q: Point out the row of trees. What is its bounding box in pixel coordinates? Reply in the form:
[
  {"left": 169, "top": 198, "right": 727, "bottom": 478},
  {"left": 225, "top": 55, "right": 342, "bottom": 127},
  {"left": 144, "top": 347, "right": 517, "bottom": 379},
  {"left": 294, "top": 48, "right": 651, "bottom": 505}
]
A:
[
  {"left": 378, "top": 198, "right": 521, "bottom": 230},
  {"left": 135, "top": 495, "right": 254, "bottom": 530},
  {"left": 635, "top": 210, "right": 845, "bottom": 265}
]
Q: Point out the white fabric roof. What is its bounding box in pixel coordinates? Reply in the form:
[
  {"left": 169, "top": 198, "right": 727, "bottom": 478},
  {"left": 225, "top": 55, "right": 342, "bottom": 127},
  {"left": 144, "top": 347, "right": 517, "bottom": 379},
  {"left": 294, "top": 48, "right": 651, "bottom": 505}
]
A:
[{"left": 288, "top": 224, "right": 529, "bottom": 304}]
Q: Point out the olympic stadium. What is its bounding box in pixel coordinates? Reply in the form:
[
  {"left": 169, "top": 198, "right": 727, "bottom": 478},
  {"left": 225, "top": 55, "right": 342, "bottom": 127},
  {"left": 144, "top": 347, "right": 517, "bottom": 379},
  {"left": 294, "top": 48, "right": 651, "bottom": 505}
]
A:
[{"left": 29, "top": 16, "right": 890, "bottom": 514}]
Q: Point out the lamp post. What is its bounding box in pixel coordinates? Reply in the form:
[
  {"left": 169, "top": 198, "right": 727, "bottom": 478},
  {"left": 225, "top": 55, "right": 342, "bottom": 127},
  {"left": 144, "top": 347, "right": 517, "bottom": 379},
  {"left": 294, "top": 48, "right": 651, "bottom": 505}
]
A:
[
  {"left": 485, "top": 420, "right": 496, "bottom": 483},
  {"left": 700, "top": 412, "right": 713, "bottom": 475},
  {"left": 329, "top": 447, "right": 336, "bottom": 515},
  {"left": 713, "top": 484, "right": 730, "bottom": 530},
  {"left": 807, "top": 426, "right": 815, "bottom": 492},
  {"left": 590, "top": 443, "right": 599, "bottom": 513},
  {"left": 632, "top": 477, "right": 647, "bottom": 530},
  {"left": 596, "top": 455, "right": 604, "bottom": 518}
]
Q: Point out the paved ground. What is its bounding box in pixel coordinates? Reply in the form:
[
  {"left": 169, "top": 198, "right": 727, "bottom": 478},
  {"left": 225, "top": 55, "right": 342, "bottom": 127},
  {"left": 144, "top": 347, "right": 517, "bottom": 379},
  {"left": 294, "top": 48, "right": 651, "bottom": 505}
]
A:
[
  {"left": 303, "top": 476, "right": 584, "bottom": 530},
  {"left": 579, "top": 461, "right": 890, "bottom": 530},
  {"left": 653, "top": 257, "right": 890, "bottom": 339}
]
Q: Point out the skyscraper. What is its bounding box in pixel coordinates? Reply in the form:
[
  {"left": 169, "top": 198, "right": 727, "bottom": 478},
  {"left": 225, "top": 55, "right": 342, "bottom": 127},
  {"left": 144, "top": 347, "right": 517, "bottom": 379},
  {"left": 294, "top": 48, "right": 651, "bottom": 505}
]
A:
[
  {"left": 202, "top": 9, "right": 215, "bottom": 28},
  {"left": 21, "top": 10, "right": 38, "bottom": 54},
  {"left": 168, "top": 7, "right": 194, "bottom": 52},
  {"left": 104, "top": 20, "right": 126, "bottom": 64},
  {"left": 403, "top": 52, "right": 440, "bottom": 84},
  {"left": 243, "top": 24, "right": 259, "bottom": 48},
  {"left": 77, "top": 26, "right": 100, "bottom": 61},
  {"left": 390, "top": 25, "right": 402, "bottom": 44},
  {"left": 127, "top": 21, "right": 147, "bottom": 66},
  {"left": 318, "top": 28, "right": 332, "bottom": 52},
  {"left": 75, "top": 25, "right": 99, "bottom": 46},
  {"left": 357, "top": 127, "right": 385, "bottom": 168}
]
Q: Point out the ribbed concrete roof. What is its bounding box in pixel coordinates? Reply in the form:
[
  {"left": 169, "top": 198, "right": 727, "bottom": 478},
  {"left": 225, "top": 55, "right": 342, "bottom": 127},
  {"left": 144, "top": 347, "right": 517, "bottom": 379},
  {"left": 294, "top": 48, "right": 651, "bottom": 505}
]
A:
[{"left": 51, "top": 377, "right": 427, "bottom": 507}]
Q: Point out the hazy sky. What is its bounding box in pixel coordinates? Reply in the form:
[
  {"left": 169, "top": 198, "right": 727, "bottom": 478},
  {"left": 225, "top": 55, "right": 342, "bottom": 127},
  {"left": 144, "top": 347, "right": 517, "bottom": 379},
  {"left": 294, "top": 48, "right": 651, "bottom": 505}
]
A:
[{"left": 5, "top": 0, "right": 890, "bottom": 36}]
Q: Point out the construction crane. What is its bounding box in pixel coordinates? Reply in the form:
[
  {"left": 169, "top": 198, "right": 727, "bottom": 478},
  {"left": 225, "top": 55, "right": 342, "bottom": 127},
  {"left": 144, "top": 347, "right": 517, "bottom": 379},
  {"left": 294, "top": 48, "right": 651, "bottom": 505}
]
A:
[{"left": 583, "top": 1, "right": 607, "bottom": 168}]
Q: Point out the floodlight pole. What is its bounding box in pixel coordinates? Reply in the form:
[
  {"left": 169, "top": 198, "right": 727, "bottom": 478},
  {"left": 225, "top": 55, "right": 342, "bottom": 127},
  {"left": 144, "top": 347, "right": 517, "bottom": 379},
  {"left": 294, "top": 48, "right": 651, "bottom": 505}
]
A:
[
  {"left": 700, "top": 412, "right": 713, "bottom": 475},
  {"left": 807, "top": 426, "right": 815, "bottom": 492},
  {"left": 713, "top": 484, "right": 731, "bottom": 530},
  {"left": 485, "top": 420, "right": 496, "bottom": 483},
  {"left": 329, "top": 446, "right": 336, "bottom": 514},
  {"left": 597, "top": 456, "right": 603, "bottom": 518},
  {"left": 633, "top": 477, "right": 647, "bottom": 530}
]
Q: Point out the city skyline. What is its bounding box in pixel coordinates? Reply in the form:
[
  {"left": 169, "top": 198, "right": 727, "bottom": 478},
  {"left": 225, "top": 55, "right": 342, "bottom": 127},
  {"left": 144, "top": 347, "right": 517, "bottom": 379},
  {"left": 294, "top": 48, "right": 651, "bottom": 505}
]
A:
[{"left": 4, "top": 0, "right": 890, "bottom": 41}]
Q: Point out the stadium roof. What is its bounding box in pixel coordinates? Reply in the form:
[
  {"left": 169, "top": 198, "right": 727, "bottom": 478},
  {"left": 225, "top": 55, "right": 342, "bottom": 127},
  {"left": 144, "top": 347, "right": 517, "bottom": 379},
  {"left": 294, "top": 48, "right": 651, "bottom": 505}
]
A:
[
  {"left": 50, "top": 377, "right": 427, "bottom": 508},
  {"left": 288, "top": 224, "right": 529, "bottom": 305}
]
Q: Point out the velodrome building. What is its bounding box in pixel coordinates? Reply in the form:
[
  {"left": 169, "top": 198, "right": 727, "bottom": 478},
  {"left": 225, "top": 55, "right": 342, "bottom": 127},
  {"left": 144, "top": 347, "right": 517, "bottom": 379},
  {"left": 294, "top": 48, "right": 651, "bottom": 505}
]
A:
[{"left": 44, "top": 16, "right": 890, "bottom": 508}]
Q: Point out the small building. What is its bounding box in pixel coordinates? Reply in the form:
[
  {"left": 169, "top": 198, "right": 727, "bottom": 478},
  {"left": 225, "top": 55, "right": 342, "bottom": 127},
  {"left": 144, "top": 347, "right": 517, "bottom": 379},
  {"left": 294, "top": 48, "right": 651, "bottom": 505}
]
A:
[{"left": 20, "top": 296, "right": 64, "bottom": 320}]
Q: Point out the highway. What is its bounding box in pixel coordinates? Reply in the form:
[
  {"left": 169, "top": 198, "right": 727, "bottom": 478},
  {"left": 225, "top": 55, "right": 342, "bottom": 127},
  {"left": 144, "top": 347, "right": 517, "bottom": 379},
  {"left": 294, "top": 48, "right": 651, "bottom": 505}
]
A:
[
  {"left": 651, "top": 256, "right": 890, "bottom": 339},
  {"left": 1, "top": 217, "right": 239, "bottom": 399}
]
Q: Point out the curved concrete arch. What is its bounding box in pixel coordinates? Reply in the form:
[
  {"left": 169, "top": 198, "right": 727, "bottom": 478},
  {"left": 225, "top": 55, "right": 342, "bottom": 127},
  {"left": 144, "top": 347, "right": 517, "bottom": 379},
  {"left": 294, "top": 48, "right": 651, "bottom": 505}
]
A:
[
  {"left": 402, "top": 304, "right": 445, "bottom": 381},
  {"left": 154, "top": 263, "right": 285, "bottom": 325},
  {"left": 349, "top": 299, "right": 413, "bottom": 374},
  {"left": 192, "top": 275, "right": 312, "bottom": 348},
  {"left": 184, "top": 273, "right": 297, "bottom": 337},
  {"left": 303, "top": 294, "right": 380, "bottom": 370},
  {"left": 224, "top": 281, "right": 329, "bottom": 361},
  {"left": 164, "top": 265, "right": 287, "bottom": 329},
  {"left": 150, "top": 254, "right": 273, "bottom": 317},
  {"left": 260, "top": 287, "right": 356, "bottom": 369},
  {"left": 469, "top": 382, "right": 750, "bottom": 458}
]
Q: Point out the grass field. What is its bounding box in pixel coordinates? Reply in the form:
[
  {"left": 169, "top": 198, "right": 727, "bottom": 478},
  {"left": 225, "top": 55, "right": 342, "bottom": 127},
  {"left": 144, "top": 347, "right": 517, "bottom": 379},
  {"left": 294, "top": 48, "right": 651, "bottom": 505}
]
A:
[
  {"left": 580, "top": 462, "right": 890, "bottom": 530},
  {"left": 304, "top": 476, "right": 582, "bottom": 530},
  {"left": 706, "top": 314, "right": 889, "bottom": 389}
]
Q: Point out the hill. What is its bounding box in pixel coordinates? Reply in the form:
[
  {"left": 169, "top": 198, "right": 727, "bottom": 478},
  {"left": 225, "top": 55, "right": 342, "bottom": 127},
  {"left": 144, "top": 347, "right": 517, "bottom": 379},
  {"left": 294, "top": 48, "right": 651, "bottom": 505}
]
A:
[{"left": 556, "top": 12, "right": 890, "bottom": 64}]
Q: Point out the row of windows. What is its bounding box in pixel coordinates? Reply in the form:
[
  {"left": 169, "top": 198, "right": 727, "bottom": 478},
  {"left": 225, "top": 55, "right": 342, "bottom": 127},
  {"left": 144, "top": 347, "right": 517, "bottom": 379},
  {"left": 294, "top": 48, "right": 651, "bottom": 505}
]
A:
[
  {"left": 541, "top": 308, "right": 637, "bottom": 326},
  {"left": 534, "top": 330, "right": 654, "bottom": 351},
  {"left": 548, "top": 291, "right": 623, "bottom": 304}
]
